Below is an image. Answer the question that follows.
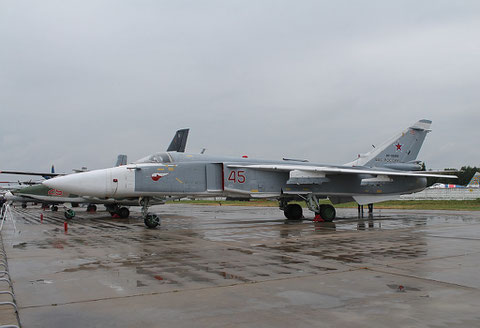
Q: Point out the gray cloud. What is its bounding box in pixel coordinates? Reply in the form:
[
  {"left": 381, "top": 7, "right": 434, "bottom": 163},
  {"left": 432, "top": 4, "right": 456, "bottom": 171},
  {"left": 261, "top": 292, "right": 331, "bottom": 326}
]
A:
[{"left": 1, "top": 0, "right": 479, "bottom": 181}]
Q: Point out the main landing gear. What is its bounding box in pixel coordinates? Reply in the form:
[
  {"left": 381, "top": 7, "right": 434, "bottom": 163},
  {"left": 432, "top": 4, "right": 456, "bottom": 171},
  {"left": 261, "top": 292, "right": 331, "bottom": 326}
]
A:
[
  {"left": 105, "top": 205, "right": 130, "bottom": 218},
  {"left": 140, "top": 197, "right": 160, "bottom": 229},
  {"left": 280, "top": 195, "right": 336, "bottom": 222},
  {"left": 86, "top": 204, "right": 97, "bottom": 213},
  {"left": 282, "top": 203, "right": 303, "bottom": 220}
]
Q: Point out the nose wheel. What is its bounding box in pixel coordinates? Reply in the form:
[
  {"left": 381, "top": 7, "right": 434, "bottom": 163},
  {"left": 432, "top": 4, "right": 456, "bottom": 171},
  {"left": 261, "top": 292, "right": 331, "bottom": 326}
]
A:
[
  {"left": 140, "top": 197, "right": 161, "bottom": 228},
  {"left": 144, "top": 214, "right": 160, "bottom": 229},
  {"left": 64, "top": 209, "right": 76, "bottom": 219}
]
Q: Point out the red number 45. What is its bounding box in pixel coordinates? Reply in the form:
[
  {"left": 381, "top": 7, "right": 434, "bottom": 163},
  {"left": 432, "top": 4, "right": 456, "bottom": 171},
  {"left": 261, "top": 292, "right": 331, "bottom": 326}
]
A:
[{"left": 228, "top": 170, "right": 246, "bottom": 183}]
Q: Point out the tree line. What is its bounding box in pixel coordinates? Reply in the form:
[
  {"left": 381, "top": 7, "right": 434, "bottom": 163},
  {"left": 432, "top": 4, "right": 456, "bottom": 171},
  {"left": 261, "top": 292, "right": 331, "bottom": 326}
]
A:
[{"left": 427, "top": 166, "right": 480, "bottom": 186}]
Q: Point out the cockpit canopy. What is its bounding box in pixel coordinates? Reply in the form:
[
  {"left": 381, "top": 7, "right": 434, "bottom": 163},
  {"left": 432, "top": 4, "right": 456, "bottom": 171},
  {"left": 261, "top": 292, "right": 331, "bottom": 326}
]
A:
[{"left": 135, "top": 152, "right": 172, "bottom": 164}]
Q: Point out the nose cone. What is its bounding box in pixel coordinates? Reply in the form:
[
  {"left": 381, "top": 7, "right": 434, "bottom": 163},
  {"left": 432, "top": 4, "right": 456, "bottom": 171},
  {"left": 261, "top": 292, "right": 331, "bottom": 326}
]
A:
[{"left": 43, "top": 169, "right": 108, "bottom": 198}]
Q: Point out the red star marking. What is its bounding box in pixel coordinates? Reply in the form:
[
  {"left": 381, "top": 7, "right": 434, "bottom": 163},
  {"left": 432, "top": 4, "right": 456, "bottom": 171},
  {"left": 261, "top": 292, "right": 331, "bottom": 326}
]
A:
[{"left": 395, "top": 143, "right": 402, "bottom": 151}]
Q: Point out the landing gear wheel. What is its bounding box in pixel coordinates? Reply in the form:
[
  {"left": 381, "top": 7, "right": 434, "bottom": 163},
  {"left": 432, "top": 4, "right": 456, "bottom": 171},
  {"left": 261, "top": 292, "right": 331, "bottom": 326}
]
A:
[
  {"left": 51, "top": 205, "right": 58, "bottom": 212},
  {"left": 144, "top": 214, "right": 160, "bottom": 229},
  {"left": 118, "top": 207, "right": 130, "bottom": 218},
  {"left": 64, "top": 209, "right": 76, "bottom": 219},
  {"left": 87, "top": 204, "right": 97, "bottom": 212},
  {"left": 21, "top": 203, "right": 27, "bottom": 209},
  {"left": 319, "top": 204, "right": 336, "bottom": 222},
  {"left": 284, "top": 204, "right": 303, "bottom": 220},
  {"left": 87, "top": 204, "right": 97, "bottom": 213}
]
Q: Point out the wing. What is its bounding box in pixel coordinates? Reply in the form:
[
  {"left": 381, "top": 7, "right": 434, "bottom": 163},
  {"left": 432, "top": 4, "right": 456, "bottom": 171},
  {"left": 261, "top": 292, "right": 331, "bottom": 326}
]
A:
[
  {"left": 227, "top": 164, "right": 458, "bottom": 179},
  {"left": 0, "top": 170, "right": 63, "bottom": 177}
]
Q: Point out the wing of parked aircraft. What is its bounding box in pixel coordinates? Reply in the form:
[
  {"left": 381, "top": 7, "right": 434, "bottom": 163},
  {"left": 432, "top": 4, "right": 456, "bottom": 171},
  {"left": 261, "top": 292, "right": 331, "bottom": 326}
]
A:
[{"left": 0, "top": 169, "right": 61, "bottom": 177}]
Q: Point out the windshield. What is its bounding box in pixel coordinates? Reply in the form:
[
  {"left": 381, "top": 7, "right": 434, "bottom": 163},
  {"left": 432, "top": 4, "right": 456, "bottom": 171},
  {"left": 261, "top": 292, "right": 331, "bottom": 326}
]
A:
[{"left": 135, "top": 152, "right": 172, "bottom": 164}]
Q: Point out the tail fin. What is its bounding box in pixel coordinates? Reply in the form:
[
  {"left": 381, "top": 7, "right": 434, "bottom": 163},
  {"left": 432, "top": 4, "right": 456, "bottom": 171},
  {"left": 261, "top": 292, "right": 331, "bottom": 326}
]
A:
[
  {"left": 115, "top": 154, "right": 128, "bottom": 166},
  {"left": 167, "top": 128, "right": 189, "bottom": 152},
  {"left": 346, "top": 119, "right": 432, "bottom": 169},
  {"left": 466, "top": 172, "right": 480, "bottom": 188},
  {"left": 42, "top": 165, "right": 55, "bottom": 180}
]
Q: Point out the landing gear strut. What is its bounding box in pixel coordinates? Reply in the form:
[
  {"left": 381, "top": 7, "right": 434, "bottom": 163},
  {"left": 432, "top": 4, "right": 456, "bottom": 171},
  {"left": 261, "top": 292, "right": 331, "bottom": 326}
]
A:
[{"left": 140, "top": 197, "right": 160, "bottom": 229}]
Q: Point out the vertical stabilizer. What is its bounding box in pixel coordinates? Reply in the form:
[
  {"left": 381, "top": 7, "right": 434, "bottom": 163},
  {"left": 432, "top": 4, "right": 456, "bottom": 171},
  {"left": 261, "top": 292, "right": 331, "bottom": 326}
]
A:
[
  {"left": 467, "top": 172, "right": 480, "bottom": 188},
  {"left": 115, "top": 155, "right": 128, "bottom": 166},
  {"left": 42, "top": 165, "right": 55, "bottom": 180},
  {"left": 167, "top": 129, "right": 189, "bottom": 152},
  {"left": 346, "top": 119, "right": 432, "bottom": 169}
]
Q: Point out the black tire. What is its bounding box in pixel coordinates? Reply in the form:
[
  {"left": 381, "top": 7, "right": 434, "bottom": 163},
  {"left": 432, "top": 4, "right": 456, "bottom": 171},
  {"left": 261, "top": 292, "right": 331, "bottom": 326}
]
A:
[
  {"left": 64, "top": 209, "right": 76, "bottom": 219},
  {"left": 118, "top": 207, "right": 130, "bottom": 218},
  {"left": 21, "top": 203, "right": 27, "bottom": 209},
  {"left": 87, "top": 205, "right": 97, "bottom": 212},
  {"left": 284, "top": 204, "right": 303, "bottom": 220},
  {"left": 144, "top": 214, "right": 160, "bottom": 228},
  {"left": 52, "top": 206, "right": 58, "bottom": 212},
  {"left": 319, "top": 204, "right": 336, "bottom": 222}
]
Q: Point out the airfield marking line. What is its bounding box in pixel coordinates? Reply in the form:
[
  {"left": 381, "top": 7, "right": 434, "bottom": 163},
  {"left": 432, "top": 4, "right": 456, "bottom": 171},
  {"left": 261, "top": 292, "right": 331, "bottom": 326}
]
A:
[
  {"left": 18, "top": 262, "right": 480, "bottom": 311},
  {"left": 425, "top": 234, "right": 480, "bottom": 241},
  {"left": 362, "top": 266, "right": 478, "bottom": 291},
  {"left": 17, "top": 267, "right": 362, "bottom": 311},
  {"left": 381, "top": 251, "right": 480, "bottom": 266}
]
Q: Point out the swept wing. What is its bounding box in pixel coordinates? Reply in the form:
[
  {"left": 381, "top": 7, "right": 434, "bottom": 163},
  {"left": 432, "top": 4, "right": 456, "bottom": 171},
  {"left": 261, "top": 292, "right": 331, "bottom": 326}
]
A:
[{"left": 227, "top": 164, "right": 457, "bottom": 179}]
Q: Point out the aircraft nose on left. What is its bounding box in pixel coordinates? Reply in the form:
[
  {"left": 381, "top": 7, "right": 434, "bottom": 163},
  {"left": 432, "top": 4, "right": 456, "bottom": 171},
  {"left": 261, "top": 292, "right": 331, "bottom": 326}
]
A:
[
  {"left": 4, "top": 191, "right": 15, "bottom": 201},
  {"left": 43, "top": 169, "right": 108, "bottom": 198}
]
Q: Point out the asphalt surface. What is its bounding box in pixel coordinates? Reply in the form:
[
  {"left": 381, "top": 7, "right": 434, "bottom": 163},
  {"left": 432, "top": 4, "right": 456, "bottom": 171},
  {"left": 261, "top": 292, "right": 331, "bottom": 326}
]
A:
[{"left": 1, "top": 204, "right": 480, "bottom": 327}]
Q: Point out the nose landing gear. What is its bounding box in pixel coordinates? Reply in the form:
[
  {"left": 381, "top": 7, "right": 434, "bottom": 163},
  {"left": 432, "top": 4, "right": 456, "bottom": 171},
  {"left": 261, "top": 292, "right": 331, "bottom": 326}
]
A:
[
  {"left": 64, "top": 209, "right": 75, "bottom": 219},
  {"left": 144, "top": 213, "right": 160, "bottom": 229},
  {"left": 140, "top": 197, "right": 160, "bottom": 229}
]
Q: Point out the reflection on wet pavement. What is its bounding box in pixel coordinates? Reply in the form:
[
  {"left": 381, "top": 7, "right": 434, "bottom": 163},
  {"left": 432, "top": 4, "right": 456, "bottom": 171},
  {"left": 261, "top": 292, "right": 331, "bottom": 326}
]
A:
[{"left": 2, "top": 204, "right": 480, "bottom": 327}]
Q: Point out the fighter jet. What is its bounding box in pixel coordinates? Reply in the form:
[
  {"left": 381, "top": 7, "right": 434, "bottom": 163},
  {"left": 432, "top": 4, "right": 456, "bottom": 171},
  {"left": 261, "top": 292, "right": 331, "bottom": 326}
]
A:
[
  {"left": 44, "top": 120, "right": 456, "bottom": 228},
  {"left": 2, "top": 129, "right": 190, "bottom": 218}
]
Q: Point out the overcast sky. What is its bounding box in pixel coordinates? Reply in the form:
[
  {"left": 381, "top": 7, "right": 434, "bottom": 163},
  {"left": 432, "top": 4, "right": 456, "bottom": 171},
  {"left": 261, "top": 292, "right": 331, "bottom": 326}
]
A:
[{"left": 1, "top": 1, "right": 479, "bottom": 181}]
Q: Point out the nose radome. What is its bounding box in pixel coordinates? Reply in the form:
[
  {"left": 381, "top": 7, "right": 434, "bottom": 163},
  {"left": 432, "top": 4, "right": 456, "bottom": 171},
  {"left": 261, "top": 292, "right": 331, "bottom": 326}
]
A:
[{"left": 43, "top": 169, "right": 108, "bottom": 198}]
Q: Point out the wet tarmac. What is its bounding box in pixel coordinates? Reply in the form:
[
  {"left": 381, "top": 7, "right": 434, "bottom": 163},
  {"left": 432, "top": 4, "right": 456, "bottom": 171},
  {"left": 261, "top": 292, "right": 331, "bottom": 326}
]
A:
[{"left": 1, "top": 204, "right": 480, "bottom": 327}]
